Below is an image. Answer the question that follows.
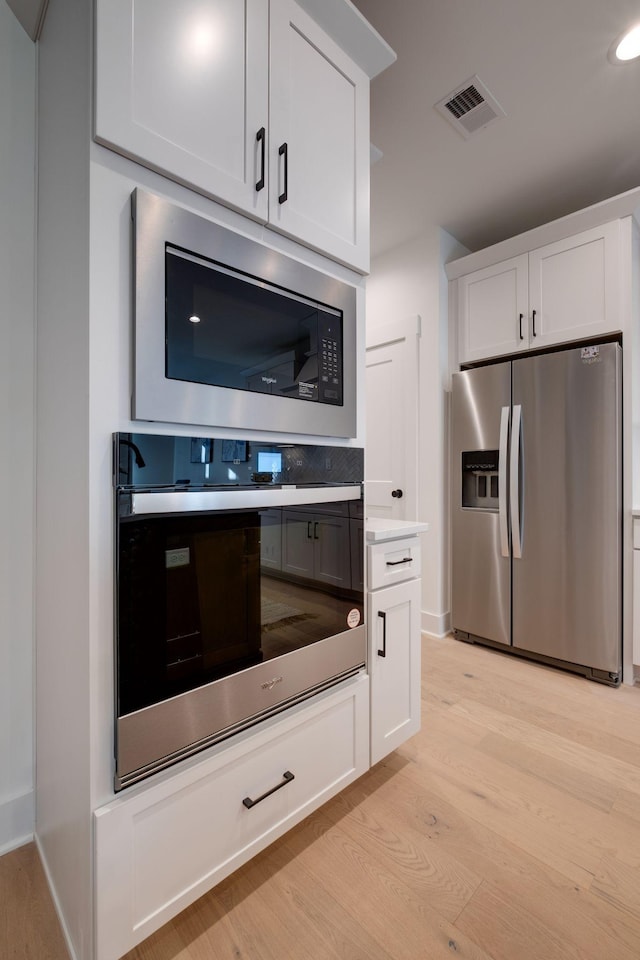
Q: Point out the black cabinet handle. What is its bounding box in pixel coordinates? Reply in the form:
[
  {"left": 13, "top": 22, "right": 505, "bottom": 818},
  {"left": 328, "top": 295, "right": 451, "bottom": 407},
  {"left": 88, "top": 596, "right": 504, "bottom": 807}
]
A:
[
  {"left": 278, "top": 142, "right": 288, "bottom": 204},
  {"left": 256, "top": 127, "right": 265, "bottom": 192},
  {"left": 391, "top": 489, "right": 403, "bottom": 499},
  {"left": 386, "top": 557, "right": 412, "bottom": 567},
  {"left": 243, "top": 771, "right": 295, "bottom": 809},
  {"left": 532, "top": 309, "right": 537, "bottom": 337},
  {"left": 307, "top": 520, "right": 312, "bottom": 539},
  {"left": 314, "top": 521, "right": 319, "bottom": 540},
  {"left": 377, "top": 610, "right": 387, "bottom": 658},
  {"left": 519, "top": 313, "right": 524, "bottom": 340}
]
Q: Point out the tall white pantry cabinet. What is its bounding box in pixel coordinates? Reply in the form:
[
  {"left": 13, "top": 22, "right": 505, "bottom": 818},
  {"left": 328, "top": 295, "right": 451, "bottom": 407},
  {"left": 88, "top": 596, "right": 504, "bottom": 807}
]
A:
[{"left": 35, "top": 4, "right": 395, "bottom": 960}]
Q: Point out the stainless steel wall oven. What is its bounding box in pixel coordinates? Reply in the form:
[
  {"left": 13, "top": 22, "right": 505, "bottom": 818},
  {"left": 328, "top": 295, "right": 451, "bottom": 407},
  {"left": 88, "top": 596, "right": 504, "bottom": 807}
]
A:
[{"left": 114, "top": 433, "right": 365, "bottom": 790}]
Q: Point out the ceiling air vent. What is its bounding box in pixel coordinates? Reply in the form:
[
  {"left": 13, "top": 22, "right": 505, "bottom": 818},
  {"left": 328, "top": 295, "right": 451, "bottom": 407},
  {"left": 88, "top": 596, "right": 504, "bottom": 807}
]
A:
[{"left": 435, "top": 75, "right": 506, "bottom": 139}]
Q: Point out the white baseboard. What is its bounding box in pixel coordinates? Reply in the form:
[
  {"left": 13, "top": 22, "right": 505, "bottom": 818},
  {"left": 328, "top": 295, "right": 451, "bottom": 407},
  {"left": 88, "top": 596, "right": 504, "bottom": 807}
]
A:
[
  {"left": 420, "top": 609, "right": 451, "bottom": 639},
  {"left": 0, "top": 789, "right": 34, "bottom": 856},
  {"left": 35, "top": 834, "right": 79, "bottom": 960}
]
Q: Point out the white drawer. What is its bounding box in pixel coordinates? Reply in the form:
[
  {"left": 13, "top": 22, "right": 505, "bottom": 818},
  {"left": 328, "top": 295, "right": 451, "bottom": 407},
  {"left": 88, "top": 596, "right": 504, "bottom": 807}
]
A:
[
  {"left": 368, "top": 536, "right": 421, "bottom": 590},
  {"left": 95, "top": 675, "right": 369, "bottom": 960}
]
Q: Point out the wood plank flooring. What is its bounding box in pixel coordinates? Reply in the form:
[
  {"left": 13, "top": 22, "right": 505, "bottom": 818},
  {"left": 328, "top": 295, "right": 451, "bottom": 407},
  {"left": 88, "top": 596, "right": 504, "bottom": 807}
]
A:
[{"left": 5, "top": 634, "right": 640, "bottom": 960}]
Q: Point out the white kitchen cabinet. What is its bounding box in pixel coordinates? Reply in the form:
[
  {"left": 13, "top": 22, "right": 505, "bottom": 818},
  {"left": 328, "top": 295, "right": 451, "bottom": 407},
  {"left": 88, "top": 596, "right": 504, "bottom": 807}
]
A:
[
  {"left": 94, "top": 0, "right": 270, "bottom": 222},
  {"left": 94, "top": 0, "right": 375, "bottom": 271},
  {"left": 282, "top": 508, "right": 351, "bottom": 588},
  {"left": 268, "top": 2, "right": 369, "bottom": 269},
  {"left": 95, "top": 674, "right": 369, "bottom": 960},
  {"left": 633, "top": 518, "right": 640, "bottom": 668},
  {"left": 260, "top": 508, "right": 283, "bottom": 571},
  {"left": 458, "top": 221, "right": 621, "bottom": 364},
  {"left": 367, "top": 529, "right": 424, "bottom": 765}
]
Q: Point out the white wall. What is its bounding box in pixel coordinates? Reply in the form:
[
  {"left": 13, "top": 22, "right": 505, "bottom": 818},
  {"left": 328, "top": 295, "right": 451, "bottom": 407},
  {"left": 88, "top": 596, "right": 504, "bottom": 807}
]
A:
[
  {"left": 0, "top": 0, "right": 36, "bottom": 854},
  {"left": 365, "top": 228, "right": 467, "bottom": 636}
]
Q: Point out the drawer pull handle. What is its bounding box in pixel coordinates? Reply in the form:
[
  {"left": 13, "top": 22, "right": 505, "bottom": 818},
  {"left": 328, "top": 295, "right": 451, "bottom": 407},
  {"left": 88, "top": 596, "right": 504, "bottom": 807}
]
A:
[
  {"left": 386, "top": 557, "right": 412, "bottom": 566},
  {"left": 378, "top": 610, "right": 387, "bottom": 658},
  {"left": 242, "top": 771, "right": 295, "bottom": 809}
]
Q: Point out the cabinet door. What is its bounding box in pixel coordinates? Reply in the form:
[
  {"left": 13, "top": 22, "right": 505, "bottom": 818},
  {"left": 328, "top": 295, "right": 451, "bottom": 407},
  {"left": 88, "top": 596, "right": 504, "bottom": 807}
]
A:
[
  {"left": 269, "top": 1, "right": 370, "bottom": 272},
  {"left": 458, "top": 255, "right": 529, "bottom": 363},
  {"left": 528, "top": 221, "right": 620, "bottom": 348},
  {"left": 368, "top": 578, "right": 421, "bottom": 765},
  {"left": 260, "top": 509, "right": 282, "bottom": 571},
  {"left": 281, "top": 511, "right": 351, "bottom": 587},
  {"left": 313, "top": 515, "right": 351, "bottom": 588},
  {"left": 634, "top": 520, "right": 640, "bottom": 667},
  {"left": 281, "top": 510, "right": 315, "bottom": 578},
  {"left": 95, "top": 0, "right": 269, "bottom": 221}
]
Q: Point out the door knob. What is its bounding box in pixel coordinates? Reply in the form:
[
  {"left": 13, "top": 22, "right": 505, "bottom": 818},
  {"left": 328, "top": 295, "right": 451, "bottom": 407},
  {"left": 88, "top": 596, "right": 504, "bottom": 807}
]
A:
[{"left": 391, "top": 489, "right": 403, "bottom": 499}]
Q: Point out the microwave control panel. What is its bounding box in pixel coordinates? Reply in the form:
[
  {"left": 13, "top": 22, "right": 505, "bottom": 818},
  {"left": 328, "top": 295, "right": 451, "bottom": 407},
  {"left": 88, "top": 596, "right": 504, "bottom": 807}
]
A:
[{"left": 318, "top": 315, "right": 343, "bottom": 405}]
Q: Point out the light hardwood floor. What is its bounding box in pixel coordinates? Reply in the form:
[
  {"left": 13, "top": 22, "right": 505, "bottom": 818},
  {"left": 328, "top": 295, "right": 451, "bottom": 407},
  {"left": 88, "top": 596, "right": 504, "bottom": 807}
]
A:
[{"left": 5, "top": 634, "right": 640, "bottom": 960}]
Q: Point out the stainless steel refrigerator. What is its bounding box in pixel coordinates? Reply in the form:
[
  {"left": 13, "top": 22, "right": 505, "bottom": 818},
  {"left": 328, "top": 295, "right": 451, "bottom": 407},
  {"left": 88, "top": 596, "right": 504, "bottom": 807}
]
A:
[{"left": 451, "top": 341, "right": 621, "bottom": 685}]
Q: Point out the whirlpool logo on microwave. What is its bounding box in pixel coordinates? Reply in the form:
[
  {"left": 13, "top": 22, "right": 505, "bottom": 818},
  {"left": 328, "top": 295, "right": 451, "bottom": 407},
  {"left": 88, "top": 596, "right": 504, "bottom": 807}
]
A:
[{"left": 262, "top": 375, "right": 277, "bottom": 384}]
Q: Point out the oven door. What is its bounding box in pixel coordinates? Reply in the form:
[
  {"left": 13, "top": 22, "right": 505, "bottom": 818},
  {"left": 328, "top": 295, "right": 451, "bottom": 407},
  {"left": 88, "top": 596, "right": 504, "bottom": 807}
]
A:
[{"left": 115, "top": 485, "right": 365, "bottom": 789}]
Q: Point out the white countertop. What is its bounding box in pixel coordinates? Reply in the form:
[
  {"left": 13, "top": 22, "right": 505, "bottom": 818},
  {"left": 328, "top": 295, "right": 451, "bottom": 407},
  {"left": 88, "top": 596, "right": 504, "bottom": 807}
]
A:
[{"left": 365, "top": 518, "right": 430, "bottom": 542}]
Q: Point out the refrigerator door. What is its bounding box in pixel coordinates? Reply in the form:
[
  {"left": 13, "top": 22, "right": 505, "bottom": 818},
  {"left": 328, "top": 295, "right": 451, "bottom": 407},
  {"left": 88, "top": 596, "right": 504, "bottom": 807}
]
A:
[
  {"left": 511, "top": 342, "right": 621, "bottom": 676},
  {"left": 451, "top": 363, "right": 511, "bottom": 647}
]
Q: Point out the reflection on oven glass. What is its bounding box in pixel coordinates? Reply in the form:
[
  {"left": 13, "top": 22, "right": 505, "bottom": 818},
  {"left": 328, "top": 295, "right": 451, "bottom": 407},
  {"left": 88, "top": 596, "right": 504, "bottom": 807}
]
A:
[{"left": 117, "top": 505, "right": 363, "bottom": 718}]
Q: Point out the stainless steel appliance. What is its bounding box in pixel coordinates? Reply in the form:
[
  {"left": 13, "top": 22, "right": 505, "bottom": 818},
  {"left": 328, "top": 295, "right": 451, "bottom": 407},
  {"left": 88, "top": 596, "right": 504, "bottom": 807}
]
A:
[
  {"left": 114, "top": 433, "right": 365, "bottom": 790},
  {"left": 451, "top": 341, "right": 621, "bottom": 684},
  {"left": 132, "top": 189, "right": 357, "bottom": 438}
]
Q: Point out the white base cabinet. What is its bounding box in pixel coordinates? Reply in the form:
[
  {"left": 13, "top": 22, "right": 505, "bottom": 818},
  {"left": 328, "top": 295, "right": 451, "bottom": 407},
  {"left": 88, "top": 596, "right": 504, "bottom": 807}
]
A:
[
  {"left": 457, "top": 221, "right": 621, "bottom": 364},
  {"left": 367, "top": 532, "right": 423, "bottom": 766},
  {"left": 368, "top": 577, "right": 421, "bottom": 765},
  {"left": 633, "top": 518, "right": 640, "bottom": 669},
  {"left": 95, "top": 674, "right": 369, "bottom": 960}
]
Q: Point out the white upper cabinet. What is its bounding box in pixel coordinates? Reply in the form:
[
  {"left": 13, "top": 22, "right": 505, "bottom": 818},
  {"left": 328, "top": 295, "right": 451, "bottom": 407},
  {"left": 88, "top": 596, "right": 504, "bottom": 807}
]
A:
[
  {"left": 268, "top": 2, "right": 369, "bottom": 270},
  {"left": 527, "top": 221, "right": 620, "bottom": 348},
  {"left": 94, "top": 0, "right": 270, "bottom": 222},
  {"left": 458, "top": 254, "right": 529, "bottom": 363},
  {"left": 457, "top": 221, "right": 621, "bottom": 364},
  {"left": 94, "top": 0, "right": 377, "bottom": 271}
]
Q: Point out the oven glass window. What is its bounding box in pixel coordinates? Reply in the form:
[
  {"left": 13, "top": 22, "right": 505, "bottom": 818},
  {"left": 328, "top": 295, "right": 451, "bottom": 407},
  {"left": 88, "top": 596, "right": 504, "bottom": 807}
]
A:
[
  {"left": 165, "top": 247, "right": 343, "bottom": 406},
  {"left": 117, "top": 502, "right": 363, "bottom": 717}
]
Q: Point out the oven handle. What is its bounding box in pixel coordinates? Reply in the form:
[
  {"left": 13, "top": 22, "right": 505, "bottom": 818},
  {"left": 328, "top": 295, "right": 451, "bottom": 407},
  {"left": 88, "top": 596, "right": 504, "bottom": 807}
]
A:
[{"left": 129, "top": 485, "right": 362, "bottom": 515}]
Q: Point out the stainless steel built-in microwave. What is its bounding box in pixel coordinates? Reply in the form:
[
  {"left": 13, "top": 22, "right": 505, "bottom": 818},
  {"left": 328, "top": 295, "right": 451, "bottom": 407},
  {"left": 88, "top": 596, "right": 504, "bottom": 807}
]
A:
[{"left": 132, "top": 190, "right": 358, "bottom": 438}]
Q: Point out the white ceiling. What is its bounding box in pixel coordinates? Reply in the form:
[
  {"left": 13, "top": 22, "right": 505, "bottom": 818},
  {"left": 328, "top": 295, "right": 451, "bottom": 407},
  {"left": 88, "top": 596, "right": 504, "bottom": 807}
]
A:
[{"left": 352, "top": 0, "right": 640, "bottom": 257}]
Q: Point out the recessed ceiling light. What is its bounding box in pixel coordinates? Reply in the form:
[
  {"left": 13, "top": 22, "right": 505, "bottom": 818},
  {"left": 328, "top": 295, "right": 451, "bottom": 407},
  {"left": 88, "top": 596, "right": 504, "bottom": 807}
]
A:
[{"left": 609, "top": 23, "right": 640, "bottom": 63}]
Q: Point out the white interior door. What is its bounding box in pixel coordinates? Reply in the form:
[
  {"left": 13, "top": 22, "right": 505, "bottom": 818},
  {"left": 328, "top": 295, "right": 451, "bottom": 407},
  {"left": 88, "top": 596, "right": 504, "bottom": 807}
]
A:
[{"left": 365, "top": 317, "right": 419, "bottom": 520}]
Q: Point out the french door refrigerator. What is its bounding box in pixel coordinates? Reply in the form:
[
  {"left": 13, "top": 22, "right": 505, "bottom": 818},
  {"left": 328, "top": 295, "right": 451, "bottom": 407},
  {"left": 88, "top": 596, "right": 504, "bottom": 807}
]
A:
[{"left": 451, "top": 341, "right": 621, "bottom": 685}]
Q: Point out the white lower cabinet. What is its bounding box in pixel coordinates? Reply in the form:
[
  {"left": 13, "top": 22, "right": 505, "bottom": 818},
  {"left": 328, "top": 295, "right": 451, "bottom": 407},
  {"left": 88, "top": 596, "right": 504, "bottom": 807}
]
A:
[
  {"left": 633, "top": 519, "right": 640, "bottom": 668},
  {"left": 367, "top": 535, "right": 422, "bottom": 766},
  {"left": 94, "top": 674, "right": 369, "bottom": 960}
]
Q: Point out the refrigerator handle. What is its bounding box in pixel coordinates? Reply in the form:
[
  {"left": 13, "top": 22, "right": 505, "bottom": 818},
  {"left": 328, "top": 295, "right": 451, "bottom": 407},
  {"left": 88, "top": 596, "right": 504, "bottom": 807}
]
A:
[
  {"left": 499, "top": 406, "right": 510, "bottom": 558},
  {"left": 511, "top": 404, "right": 523, "bottom": 559}
]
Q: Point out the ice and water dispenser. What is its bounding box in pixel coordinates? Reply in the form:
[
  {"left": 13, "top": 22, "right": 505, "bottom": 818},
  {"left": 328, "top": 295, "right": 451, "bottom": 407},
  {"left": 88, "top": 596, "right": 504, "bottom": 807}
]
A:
[{"left": 461, "top": 451, "right": 499, "bottom": 510}]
